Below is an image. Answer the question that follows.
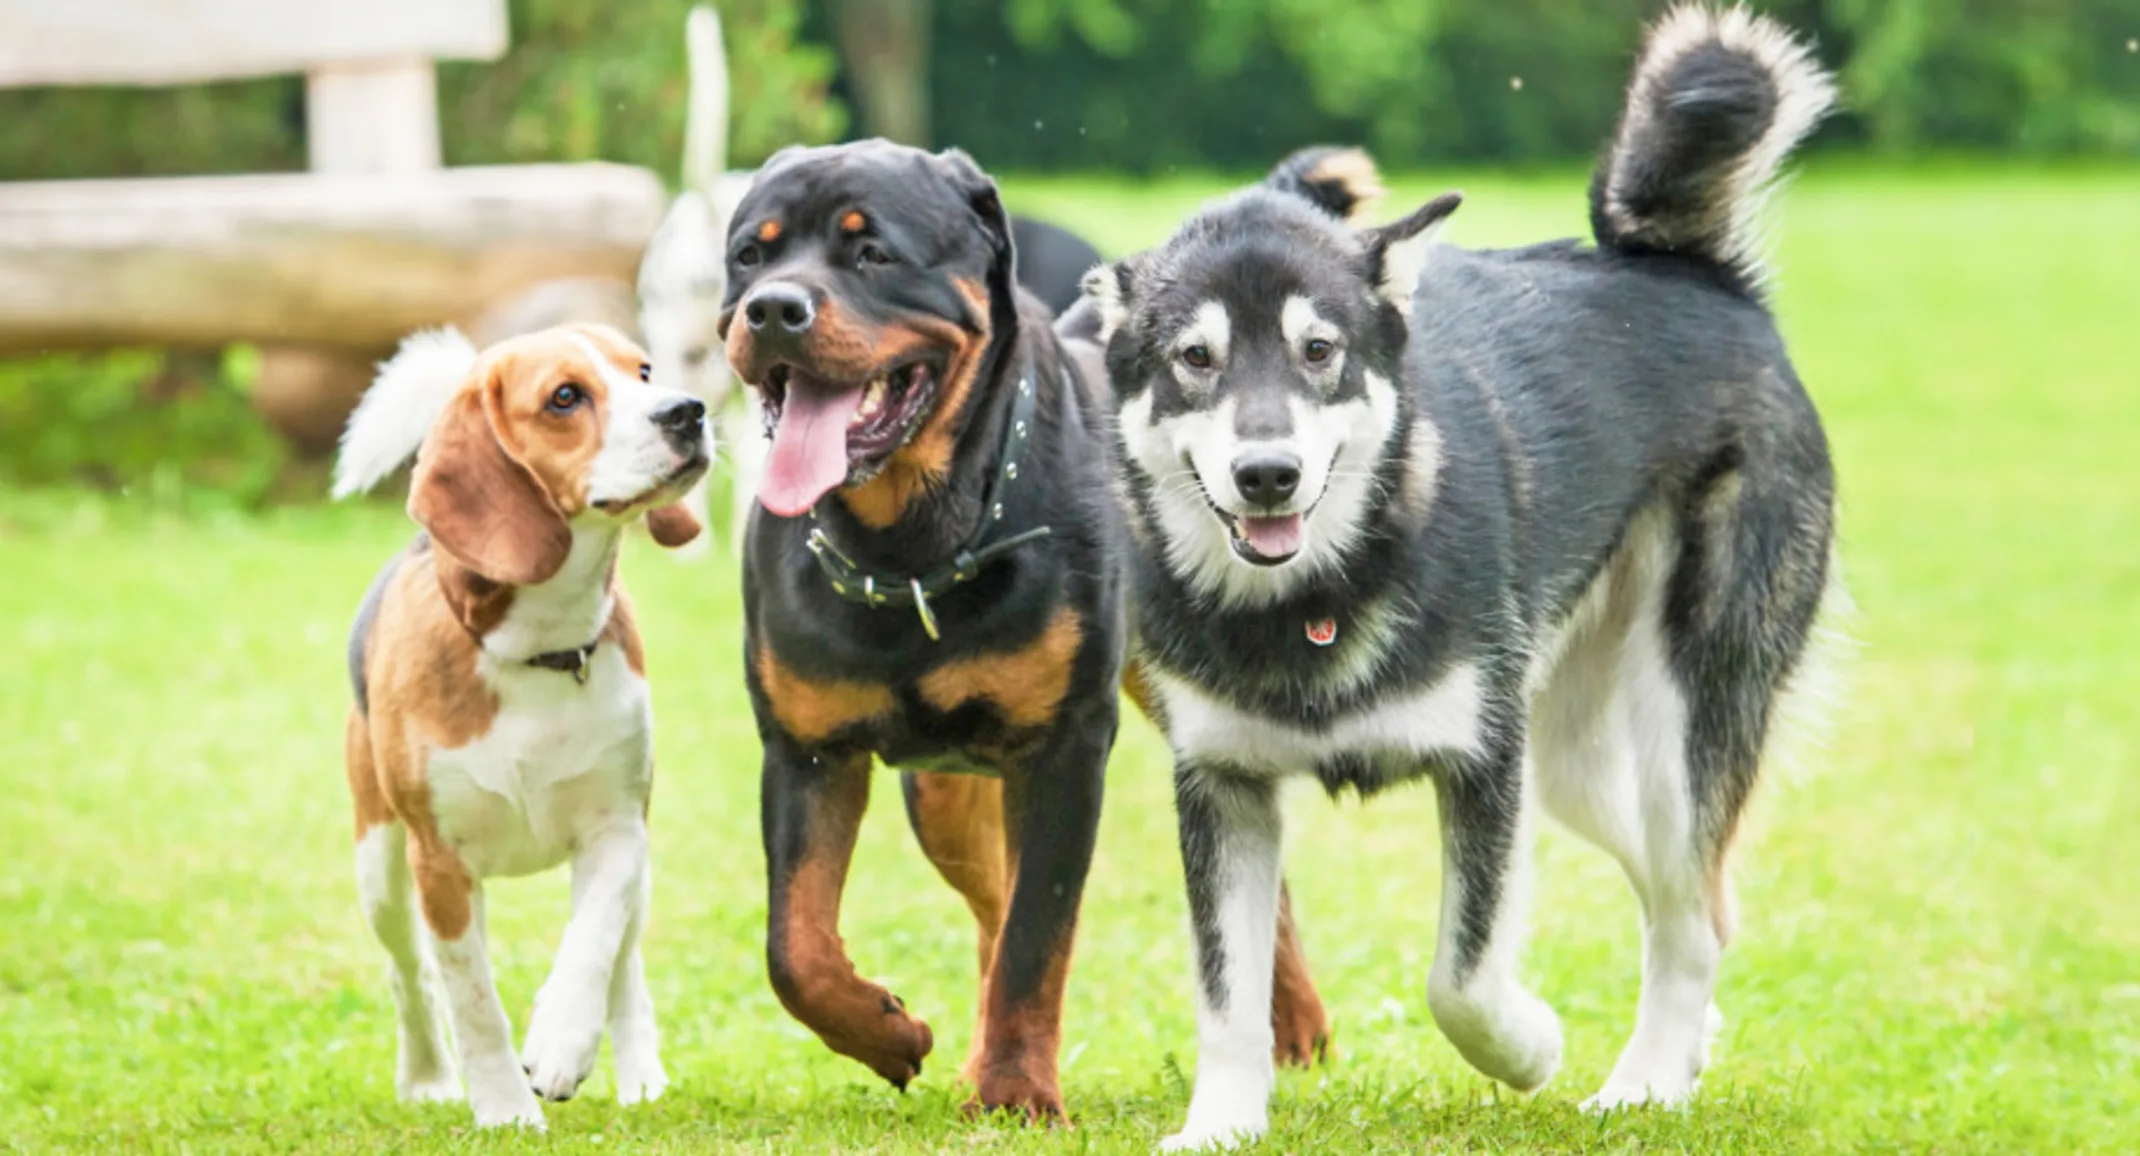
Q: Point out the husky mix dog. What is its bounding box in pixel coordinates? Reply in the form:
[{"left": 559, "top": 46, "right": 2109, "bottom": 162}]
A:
[{"left": 1082, "top": 7, "right": 1842, "bottom": 1148}]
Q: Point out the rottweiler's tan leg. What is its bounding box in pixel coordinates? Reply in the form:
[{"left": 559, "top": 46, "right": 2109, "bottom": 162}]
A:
[
  {"left": 1273, "top": 883, "right": 1333, "bottom": 1066},
  {"left": 763, "top": 744, "right": 934, "bottom": 1086},
  {"left": 901, "top": 771, "right": 1016, "bottom": 1085}
]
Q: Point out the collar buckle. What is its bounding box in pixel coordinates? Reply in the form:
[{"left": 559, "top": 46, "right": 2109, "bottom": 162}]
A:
[{"left": 527, "top": 641, "right": 597, "bottom": 683}]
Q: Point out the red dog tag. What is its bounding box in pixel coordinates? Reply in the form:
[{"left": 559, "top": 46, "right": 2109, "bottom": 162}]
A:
[{"left": 1305, "top": 617, "right": 1338, "bottom": 647}]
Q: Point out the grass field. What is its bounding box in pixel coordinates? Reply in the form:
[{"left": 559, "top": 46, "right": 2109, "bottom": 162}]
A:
[{"left": 3, "top": 166, "right": 2137, "bottom": 1153}]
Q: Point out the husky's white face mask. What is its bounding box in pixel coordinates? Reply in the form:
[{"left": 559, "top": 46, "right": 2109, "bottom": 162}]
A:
[{"left": 1088, "top": 189, "right": 1459, "bottom": 608}]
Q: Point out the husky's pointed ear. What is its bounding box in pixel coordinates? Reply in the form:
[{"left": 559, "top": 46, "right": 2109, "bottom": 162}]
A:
[
  {"left": 1080, "top": 258, "right": 1137, "bottom": 342},
  {"left": 1362, "top": 192, "right": 1462, "bottom": 310}
]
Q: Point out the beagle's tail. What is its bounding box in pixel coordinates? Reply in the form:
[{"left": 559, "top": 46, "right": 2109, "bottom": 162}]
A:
[
  {"left": 1589, "top": 4, "right": 1835, "bottom": 293},
  {"left": 331, "top": 328, "right": 478, "bottom": 499},
  {"left": 1263, "top": 146, "right": 1385, "bottom": 225}
]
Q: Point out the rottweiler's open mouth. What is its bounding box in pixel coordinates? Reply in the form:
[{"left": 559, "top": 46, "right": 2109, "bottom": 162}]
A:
[{"left": 755, "top": 357, "right": 942, "bottom": 517}]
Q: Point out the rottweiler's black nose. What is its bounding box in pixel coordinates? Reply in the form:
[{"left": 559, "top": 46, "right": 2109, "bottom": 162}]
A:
[
  {"left": 743, "top": 282, "right": 815, "bottom": 335},
  {"left": 653, "top": 396, "right": 706, "bottom": 438},
  {"left": 1232, "top": 452, "right": 1302, "bottom": 509}
]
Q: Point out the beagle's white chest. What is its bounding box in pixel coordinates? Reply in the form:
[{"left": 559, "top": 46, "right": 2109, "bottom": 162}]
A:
[{"left": 425, "top": 648, "right": 653, "bottom": 879}]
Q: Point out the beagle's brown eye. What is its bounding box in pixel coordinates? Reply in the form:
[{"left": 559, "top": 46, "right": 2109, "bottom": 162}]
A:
[
  {"left": 1304, "top": 338, "right": 1335, "bottom": 364},
  {"left": 638, "top": 362, "right": 652, "bottom": 382},
  {"left": 1181, "top": 344, "right": 1213, "bottom": 370},
  {"left": 547, "top": 383, "right": 585, "bottom": 413}
]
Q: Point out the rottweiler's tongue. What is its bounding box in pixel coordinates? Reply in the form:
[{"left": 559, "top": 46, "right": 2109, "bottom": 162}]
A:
[
  {"left": 758, "top": 382, "right": 863, "bottom": 517},
  {"left": 1240, "top": 513, "right": 1305, "bottom": 559}
]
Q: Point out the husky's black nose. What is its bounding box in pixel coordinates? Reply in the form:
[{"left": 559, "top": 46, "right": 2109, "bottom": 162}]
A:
[
  {"left": 743, "top": 281, "right": 816, "bottom": 335},
  {"left": 1233, "top": 452, "right": 1302, "bottom": 508}
]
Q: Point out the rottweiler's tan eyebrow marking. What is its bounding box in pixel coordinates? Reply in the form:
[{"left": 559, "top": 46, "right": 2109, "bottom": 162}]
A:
[
  {"left": 758, "top": 219, "right": 784, "bottom": 243},
  {"left": 840, "top": 210, "right": 867, "bottom": 234}
]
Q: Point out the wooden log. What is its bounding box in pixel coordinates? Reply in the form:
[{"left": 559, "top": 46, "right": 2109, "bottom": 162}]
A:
[
  {"left": 0, "top": 164, "right": 668, "bottom": 355},
  {"left": 0, "top": 0, "right": 506, "bottom": 88}
]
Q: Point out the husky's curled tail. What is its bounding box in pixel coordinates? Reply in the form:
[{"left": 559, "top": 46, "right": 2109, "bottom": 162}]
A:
[{"left": 1590, "top": 4, "right": 1835, "bottom": 293}]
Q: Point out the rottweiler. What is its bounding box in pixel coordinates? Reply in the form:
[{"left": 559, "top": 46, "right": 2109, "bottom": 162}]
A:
[{"left": 720, "top": 139, "right": 1331, "bottom": 1119}]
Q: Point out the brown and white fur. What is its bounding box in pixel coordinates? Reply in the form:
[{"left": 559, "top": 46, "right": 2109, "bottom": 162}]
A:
[{"left": 333, "top": 324, "right": 709, "bottom": 1128}]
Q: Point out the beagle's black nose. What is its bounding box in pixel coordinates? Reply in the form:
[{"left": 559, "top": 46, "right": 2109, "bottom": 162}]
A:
[
  {"left": 742, "top": 282, "right": 815, "bottom": 335},
  {"left": 653, "top": 396, "right": 707, "bottom": 437},
  {"left": 1232, "top": 452, "right": 1302, "bottom": 509}
]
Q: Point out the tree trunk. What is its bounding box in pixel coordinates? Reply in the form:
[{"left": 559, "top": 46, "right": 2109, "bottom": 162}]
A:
[{"left": 833, "top": 0, "right": 931, "bottom": 146}]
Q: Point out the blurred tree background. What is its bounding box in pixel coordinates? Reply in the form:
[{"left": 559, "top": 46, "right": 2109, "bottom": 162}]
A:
[{"left": 2, "top": 0, "right": 2134, "bottom": 185}]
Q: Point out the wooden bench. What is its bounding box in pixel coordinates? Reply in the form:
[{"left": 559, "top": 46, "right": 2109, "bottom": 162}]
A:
[{"left": 0, "top": 0, "right": 667, "bottom": 450}]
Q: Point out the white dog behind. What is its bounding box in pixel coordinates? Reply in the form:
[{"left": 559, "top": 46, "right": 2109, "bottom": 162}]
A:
[{"left": 637, "top": 4, "right": 765, "bottom": 557}]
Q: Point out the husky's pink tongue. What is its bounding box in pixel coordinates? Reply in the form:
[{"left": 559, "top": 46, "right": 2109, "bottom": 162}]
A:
[
  {"left": 1240, "top": 513, "right": 1304, "bottom": 559},
  {"left": 758, "top": 384, "right": 863, "bottom": 517}
]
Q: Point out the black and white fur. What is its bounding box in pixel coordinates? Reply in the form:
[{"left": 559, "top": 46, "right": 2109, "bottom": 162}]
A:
[{"left": 1083, "top": 7, "right": 1840, "bottom": 1148}]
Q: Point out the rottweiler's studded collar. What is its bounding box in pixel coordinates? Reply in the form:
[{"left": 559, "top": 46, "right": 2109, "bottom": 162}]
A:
[{"left": 805, "top": 355, "right": 1054, "bottom": 641}]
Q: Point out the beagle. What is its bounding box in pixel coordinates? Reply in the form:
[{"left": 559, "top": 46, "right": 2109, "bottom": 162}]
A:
[{"left": 332, "top": 324, "right": 709, "bottom": 1129}]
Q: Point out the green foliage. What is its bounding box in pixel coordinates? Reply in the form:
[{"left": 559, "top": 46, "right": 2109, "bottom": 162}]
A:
[
  {"left": 439, "top": 0, "right": 845, "bottom": 178},
  {"left": 0, "top": 0, "right": 843, "bottom": 183},
  {"left": 1, "top": 0, "right": 2132, "bottom": 180},
  {"left": 0, "top": 348, "right": 288, "bottom": 509},
  {"left": 942, "top": 0, "right": 2140, "bottom": 168},
  {"left": 0, "top": 77, "right": 306, "bottom": 181},
  {"left": 1832, "top": 0, "right": 2140, "bottom": 152}
]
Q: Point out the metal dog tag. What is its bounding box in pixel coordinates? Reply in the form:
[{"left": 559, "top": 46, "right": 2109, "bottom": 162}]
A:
[{"left": 912, "top": 578, "right": 942, "bottom": 642}]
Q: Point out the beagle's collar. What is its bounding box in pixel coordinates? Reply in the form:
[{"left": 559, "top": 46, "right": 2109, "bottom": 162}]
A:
[
  {"left": 523, "top": 640, "right": 599, "bottom": 684},
  {"left": 804, "top": 353, "right": 1053, "bottom": 642}
]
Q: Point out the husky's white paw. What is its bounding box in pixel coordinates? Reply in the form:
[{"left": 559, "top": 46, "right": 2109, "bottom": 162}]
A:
[
  {"left": 1160, "top": 1119, "right": 1265, "bottom": 1152},
  {"left": 613, "top": 1044, "right": 669, "bottom": 1106},
  {"left": 1580, "top": 1062, "right": 1700, "bottom": 1113},
  {"left": 396, "top": 1069, "right": 462, "bottom": 1105},
  {"left": 1583, "top": 1002, "right": 1717, "bottom": 1113},
  {"left": 1427, "top": 980, "right": 1564, "bottom": 1092}
]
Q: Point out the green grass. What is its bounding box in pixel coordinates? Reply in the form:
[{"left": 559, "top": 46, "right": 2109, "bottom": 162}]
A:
[{"left": 3, "top": 165, "right": 2137, "bottom": 1152}]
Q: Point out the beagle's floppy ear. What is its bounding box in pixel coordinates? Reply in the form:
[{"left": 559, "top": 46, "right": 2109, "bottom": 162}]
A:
[
  {"left": 408, "top": 383, "right": 573, "bottom": 586},
  {"left": 646, "top": 503, "right": 703, "bottom": 548}
]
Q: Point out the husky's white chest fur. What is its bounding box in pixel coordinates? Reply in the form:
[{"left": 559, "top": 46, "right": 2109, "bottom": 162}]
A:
[{"left": 1148, "top": 660, "right": 1488, "bottom": 777}]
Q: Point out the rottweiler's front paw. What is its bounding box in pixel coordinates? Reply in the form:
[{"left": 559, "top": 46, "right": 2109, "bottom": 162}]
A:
[
  {"left": 965, "top": 1068, "right": 1066, "bottom": 1125},
  {"left": 1273, "top": 1005, "right": 1333, "bottom": 1068},
  {"left": 840, "top": 992, "right": 934, "bottom": 1089}
]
